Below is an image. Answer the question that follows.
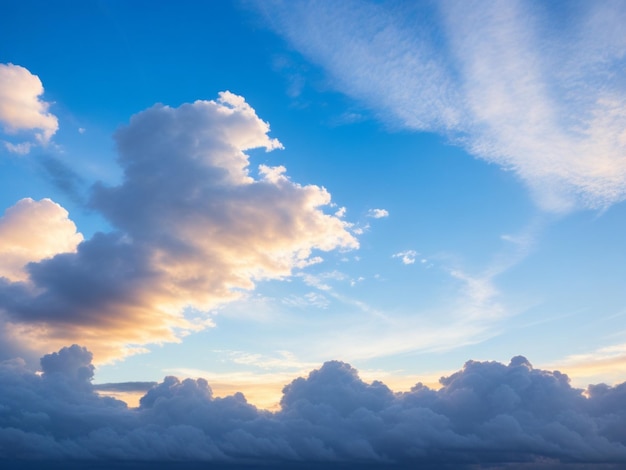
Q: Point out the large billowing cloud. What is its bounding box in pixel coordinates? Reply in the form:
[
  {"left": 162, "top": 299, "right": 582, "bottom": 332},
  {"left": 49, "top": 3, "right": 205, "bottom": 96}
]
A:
[
  {"left": 1, "top": 345, "right": 625, "bottom": 466},
  {"left": 256, "top": 1, "right": 626, "bottom": 212},
  {"left": 0, "top": 92, "right": 357, "bottom": 361},
  {"left": 0, "top": 63, "right": 59, "bottom": 154}
]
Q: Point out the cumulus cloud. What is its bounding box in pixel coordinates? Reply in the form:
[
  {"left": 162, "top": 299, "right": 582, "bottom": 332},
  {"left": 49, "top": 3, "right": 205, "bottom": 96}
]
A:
[
  {"left": 0, "top": 198, "right": 83, "bottom": 282},
  {"left": 0, "top": 63, "right": 58, "bottom": 153},
  {"left": 1, "top": 345, "right": 626, "bottom": 466},
  {"left": 367, "top": 208, "right": 389, "bottom": 219},
  {"left": 256, "top": 1, "right": 626, "bottom": 211},
  {"left": 0, "top": 92, "right": 358, "bottom": 362}
]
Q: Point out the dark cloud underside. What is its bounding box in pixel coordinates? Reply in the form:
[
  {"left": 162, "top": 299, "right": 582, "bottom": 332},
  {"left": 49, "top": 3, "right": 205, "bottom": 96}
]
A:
[{"left": 1, "top": 346, "right": 625, "bottom": 466}]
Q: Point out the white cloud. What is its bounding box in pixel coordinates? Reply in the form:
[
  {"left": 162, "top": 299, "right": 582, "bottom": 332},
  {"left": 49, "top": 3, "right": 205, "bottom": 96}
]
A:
[
  {"left": 3, "top": 141, "right": 31, "bottom": 154},
  {"left": 449, "top": 268, "right": 504, "bottom": 323},
  {"left": 366, "top": 208, "right": 389, "bottom": 218},
  {"left": 258, "top": 1, "right": 626, "bottom": 211},
  {"left": 0, "top": 198, "right": 83, "bottom": 282},
  {"left": 334, "top": 206, "right": 346, "bottom": 217},
  {"left": 0, "top": 63, "right": 58, "bottom": 153},
  {"left": 0, "top": 92, "right": 358, "bottom": 362},
  {"left": 392, "top": 249, "right": 417, "bottom": 265}
]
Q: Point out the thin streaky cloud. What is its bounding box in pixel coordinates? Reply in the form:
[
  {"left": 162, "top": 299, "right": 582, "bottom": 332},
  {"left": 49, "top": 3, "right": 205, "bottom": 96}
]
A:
[
  {"left": 542, "top": 342, "right": 626, "bottom": 388},
  {"left": 257, "top": 0, "right": 626, "bottom": 211}
]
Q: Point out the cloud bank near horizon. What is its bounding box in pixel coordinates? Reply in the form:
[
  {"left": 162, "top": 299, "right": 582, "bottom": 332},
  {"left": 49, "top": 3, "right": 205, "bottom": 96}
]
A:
[
  {"left": 1, "top": 345, "right": 625, "bottom": 466},
  {"left": 257, "top": 0, "right": 626, "bottom": 212},
  {"left": 0, "top": 91, "right": 358, "bottom": 362}
]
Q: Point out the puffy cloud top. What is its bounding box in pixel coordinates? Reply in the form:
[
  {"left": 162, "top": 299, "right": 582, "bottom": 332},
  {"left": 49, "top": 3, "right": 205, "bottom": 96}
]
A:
[
  {"left": 1, "top": 346, "right": 626, "bottom": 466},
  {"left": 0, "top": 63, "right": 58, "bottom": 153},
  {"left": 0, "top": 93, "right": 357, "bottom": 362},
  {"left": 40, "top": 344, "right": 94, "bottom": 384},
  {"left": 0, "top": 198, "right": 83, "bottom": 282}
]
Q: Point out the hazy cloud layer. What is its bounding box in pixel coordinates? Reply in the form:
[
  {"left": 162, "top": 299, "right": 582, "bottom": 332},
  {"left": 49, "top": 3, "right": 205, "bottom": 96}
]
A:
[
  {"left": 257, "top": 0, "right": 626, "bottom": 211},
  {"left": 0, "top": 63, "right": 59, "bottom": 153},
  {"left": 0, "top": 92, "right": 357, "bottom": 361},
  {"left": 1, "top": 345, "right": 625, "bottom": 466}
]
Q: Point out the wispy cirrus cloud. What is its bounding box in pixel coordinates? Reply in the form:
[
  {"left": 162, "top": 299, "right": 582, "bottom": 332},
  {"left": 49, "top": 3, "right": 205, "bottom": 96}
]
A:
[
  {"left": 256, "top": 0, "right": 626, "bottom": 212},
  {"left": 545, "top": 341, "right": 626, "bottom": 387}
]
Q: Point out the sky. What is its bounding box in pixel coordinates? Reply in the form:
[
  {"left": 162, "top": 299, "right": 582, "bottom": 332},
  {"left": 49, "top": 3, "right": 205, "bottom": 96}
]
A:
[{"left": 1, "top": 0, "right": 626, "bottom": 467}]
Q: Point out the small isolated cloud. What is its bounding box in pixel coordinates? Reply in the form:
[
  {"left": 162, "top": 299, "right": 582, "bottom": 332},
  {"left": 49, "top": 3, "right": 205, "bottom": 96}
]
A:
[
  {"left": 367, "top": 208, "right": 389, "bottom": 218},
  {"left": 1, "top": 345, "right": 626, "bottom": 465},
  {"left": 393, "top": 249, "right": 417, "bottom": 265},
  {"left": 0, "top": 63, "right": 58, "bottom": 153},
  {"left": 334, "top": 206, "right": 346, "bottom": 217},
  {"left": 0, "top": 92, "right": 358, "bottom": 362},
  {"left": 350, "top": 276, "right": 365, "bottom": 287}
]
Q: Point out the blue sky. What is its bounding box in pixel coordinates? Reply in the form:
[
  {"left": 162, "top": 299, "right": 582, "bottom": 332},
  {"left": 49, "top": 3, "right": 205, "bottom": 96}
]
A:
[
  {"left": 1, "top": 1, "right": 626, "bottom": 465},
  {"left": 1, "top": 0, "right": 626, "bottom": 392}
]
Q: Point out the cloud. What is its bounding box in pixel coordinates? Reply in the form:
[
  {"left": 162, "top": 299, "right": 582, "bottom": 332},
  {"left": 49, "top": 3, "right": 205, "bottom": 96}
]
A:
[
  {"left": 545, "top": 342, "right": 626, "bottom": 388},
  {"left": 392, "top": 250, "right": 417, "bottom": 265},
  {"left": 256, "top": 1, "right": 626, "bottom": 211},
  {"left": 0, "top": 92, "right": 358, "bottom": 362},
  {"left": 334, "top": 206, "right": 346, "bottom": 217},
  {"left": 0, "top": 63, "right": 58, "bottom": 153},
  {"left": 366, "top": 208, "right": 389, "bottom": 219},
  {"left": 94, "top": 381, "right": 158, "bottom": 393},
  {"left": 1, "top": 345, "right": 626, "bottom": 466},
  {"left": 3, "top": 141, "right": 32, "bottom": 154},
  {"left": 37, "top": 155, "right": 87, "bottom": 203},
  {"left": 0, "top": 198, "right": 83, "bottom": 282}
]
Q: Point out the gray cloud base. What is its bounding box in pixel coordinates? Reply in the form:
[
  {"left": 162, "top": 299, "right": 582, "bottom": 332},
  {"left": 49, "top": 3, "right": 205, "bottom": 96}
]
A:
[{"left": 1, "top": 345, "right": 625, "bottom": 467}]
